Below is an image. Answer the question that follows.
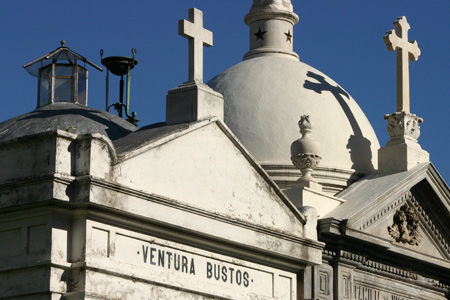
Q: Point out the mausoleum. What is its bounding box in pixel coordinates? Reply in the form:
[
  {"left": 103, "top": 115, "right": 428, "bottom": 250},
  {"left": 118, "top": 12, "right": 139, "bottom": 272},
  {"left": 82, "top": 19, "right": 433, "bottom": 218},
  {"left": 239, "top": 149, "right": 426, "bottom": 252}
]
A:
[{"left": 0, "top": 1, "right": 449, "bottom": 299}]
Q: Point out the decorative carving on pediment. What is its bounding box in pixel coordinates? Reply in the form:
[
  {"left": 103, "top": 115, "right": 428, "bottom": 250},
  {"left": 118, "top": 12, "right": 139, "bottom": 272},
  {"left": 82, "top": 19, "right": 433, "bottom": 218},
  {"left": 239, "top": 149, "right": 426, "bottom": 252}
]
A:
[
  {"left": 388, "top": 203, "right": 422, "bottom": 246},
  {"left": 359, "top": 192, "right": 449, "bottom": 255}
]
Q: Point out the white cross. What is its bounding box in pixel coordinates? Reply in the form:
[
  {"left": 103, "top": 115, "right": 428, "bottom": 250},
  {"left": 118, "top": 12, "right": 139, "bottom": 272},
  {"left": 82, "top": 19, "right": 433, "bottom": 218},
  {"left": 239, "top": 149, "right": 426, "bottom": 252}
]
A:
[
  {"left": 179, "top": 8, "right": 213, "bottom": 83},
  {"left": 383, "top": 16, "right": 421, "bottom": 113}
]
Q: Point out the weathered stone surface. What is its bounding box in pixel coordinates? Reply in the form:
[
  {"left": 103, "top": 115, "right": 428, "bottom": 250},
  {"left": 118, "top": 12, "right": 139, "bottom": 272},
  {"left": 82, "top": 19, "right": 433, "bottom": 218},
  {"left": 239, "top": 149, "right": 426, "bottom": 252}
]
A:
[
  {"left": 83, "top": 221, "right": 298, "bottom": 299},
  {"left": 0, "top": 117, "right": 322, "bottom": 299}
]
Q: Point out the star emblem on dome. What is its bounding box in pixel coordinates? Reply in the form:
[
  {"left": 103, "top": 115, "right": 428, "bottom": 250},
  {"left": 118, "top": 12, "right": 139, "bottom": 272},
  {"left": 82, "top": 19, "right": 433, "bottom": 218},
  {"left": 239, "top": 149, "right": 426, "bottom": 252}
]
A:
[
  {"left": 285, "top": 30, "right": 292, "bottom": 43},
  {"left": 255, "top": 27, "right": 267, "bottom": 41}
]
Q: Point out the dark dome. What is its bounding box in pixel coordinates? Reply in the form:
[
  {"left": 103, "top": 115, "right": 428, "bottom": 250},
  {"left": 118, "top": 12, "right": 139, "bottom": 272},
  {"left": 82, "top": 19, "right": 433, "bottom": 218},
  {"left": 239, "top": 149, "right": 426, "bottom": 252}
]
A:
[{"left": 0, "top": 102, "right": 137, "bottom": 142}]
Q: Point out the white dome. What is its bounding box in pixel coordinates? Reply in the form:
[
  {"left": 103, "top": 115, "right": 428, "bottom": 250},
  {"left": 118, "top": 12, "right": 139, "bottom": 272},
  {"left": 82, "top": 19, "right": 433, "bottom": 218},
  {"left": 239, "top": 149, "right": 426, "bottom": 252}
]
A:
[
  {"left": 207, "top": 1, "right": 380, "bottom": 194},
  {"left": 208, "top": 56, "right": 380, "bottom": 191}
]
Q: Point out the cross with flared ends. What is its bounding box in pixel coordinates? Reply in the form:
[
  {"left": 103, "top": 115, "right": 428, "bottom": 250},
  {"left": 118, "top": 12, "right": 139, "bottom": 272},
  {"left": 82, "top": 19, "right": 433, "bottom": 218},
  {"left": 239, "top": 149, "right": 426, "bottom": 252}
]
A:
[
  {"left": 383, "top": 16, "right": 421, "bottom": 113},
  {"left": 179, "top": 8, "right": 213, "bottom": 83}
]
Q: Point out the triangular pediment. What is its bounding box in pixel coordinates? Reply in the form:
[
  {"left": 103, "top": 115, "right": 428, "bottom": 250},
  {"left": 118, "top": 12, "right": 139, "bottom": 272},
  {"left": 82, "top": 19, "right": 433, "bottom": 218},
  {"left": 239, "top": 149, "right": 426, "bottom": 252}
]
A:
[
  {"left": 358, "top": 191, "right": 449, "bottom": 260},
  {"left": 332, "top": 163, "right": 450, "bottom": 261},
  {"left": 75, "top": 117, "right": 323, "bottom": 269},
  {"left": 111, "top": 118, "right": 307, "bottom": 238}
]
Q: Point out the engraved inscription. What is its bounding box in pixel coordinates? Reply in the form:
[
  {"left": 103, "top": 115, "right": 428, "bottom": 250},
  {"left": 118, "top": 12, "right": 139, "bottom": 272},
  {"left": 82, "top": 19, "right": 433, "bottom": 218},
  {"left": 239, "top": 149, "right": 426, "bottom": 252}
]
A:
[
  {"left": 354, "top": 285, "right": 381, "bottom": 300},
  {"left": 354, "top": 284, "right": 410, "bottom": 300},
  {"left": 140, "top": 244, "right": 250, "bottom": 287},
  {"left": 113, "top": 231, "right": 290, "bottom": 298}
]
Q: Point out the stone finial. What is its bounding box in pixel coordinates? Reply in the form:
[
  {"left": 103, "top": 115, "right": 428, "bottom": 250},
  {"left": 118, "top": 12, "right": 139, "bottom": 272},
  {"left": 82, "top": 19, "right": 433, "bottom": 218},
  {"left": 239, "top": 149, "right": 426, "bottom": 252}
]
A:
[
  {"left": 383, "top": 16, "right": 421, "bottom": 113},
  {"left": 291, "top": 115, "right": 322, "bottom": 189},
  {"left": 179, "top": 8, "right": 213, "bottom": 83}
]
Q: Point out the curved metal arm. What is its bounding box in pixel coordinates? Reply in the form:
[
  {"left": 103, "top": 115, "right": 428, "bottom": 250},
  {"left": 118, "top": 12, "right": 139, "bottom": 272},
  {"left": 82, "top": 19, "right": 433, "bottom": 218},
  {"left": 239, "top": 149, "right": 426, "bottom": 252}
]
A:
[
  {"left": 124, "top": 48, "right": 139, "bottom": 125},
  {"left": 102, "top": 48, "right": 139, "bottom": 126}
]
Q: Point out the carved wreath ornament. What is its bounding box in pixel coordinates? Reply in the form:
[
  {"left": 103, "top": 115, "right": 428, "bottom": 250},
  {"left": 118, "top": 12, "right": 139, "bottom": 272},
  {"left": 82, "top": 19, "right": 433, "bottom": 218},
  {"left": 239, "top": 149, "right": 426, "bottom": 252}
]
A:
[{"left": 387, "top": 204, "right": 422, "bottom": 246}]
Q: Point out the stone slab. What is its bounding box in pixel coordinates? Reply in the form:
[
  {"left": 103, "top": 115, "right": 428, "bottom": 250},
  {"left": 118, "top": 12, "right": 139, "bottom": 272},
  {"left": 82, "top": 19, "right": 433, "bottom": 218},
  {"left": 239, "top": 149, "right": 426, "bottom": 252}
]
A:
[{"left": 283, "top": 185, "right": 345, "bottom": 218}]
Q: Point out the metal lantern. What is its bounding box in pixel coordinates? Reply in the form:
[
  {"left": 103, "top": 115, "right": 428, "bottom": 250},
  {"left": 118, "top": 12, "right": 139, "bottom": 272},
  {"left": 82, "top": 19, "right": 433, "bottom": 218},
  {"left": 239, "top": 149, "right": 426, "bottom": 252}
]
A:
[{"left": 23, "top": 41, "right": 102, "bottom": 108}]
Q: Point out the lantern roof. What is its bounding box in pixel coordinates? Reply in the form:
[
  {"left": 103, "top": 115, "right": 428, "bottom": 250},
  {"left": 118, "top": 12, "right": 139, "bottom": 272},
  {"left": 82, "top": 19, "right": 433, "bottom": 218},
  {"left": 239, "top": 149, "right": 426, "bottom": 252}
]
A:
[{"left": 23, "top": 40, "right": 103, "bottom": 77}]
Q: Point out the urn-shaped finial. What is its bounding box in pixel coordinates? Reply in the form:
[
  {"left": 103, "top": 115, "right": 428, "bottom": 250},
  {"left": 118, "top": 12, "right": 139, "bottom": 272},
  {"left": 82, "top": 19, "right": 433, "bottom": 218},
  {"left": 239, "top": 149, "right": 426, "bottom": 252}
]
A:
[{"left": 291, "top": 115, "right": 322, "bottom": 184}]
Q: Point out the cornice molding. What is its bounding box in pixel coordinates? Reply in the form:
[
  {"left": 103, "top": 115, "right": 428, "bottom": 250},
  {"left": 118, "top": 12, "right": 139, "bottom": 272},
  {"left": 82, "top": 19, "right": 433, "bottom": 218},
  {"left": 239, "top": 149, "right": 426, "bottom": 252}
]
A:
[{"left": 324, "top": 249, "right": 450, "bottom": 291}]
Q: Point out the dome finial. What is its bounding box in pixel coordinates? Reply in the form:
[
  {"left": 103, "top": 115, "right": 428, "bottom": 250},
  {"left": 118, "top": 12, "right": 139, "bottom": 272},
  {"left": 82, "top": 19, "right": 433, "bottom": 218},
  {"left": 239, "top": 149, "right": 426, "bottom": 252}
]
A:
[{"left": 244, "top": 0, "right": 299, "bottom": 60}]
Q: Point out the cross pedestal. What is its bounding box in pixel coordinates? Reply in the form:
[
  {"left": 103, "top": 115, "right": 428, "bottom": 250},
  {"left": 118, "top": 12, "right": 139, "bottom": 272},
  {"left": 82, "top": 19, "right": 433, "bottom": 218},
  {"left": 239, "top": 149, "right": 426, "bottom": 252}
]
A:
[
  {"left": 166, "top": 81, "right": 224, "bottom": 125},
  {"left": 166, "top": 8, "right": 223, "bottom": 125}
]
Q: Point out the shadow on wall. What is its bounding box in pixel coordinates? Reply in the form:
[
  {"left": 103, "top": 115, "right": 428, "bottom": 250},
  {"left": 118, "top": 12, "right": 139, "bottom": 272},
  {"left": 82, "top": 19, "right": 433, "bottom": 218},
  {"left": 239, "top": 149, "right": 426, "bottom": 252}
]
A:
[{"left": 303, "top": 71, "right": 374, "bottom": 173}]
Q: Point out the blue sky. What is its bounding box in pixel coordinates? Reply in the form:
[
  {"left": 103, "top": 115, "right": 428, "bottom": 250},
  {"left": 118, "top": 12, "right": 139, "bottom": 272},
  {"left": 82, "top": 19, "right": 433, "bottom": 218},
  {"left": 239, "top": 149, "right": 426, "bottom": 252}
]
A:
[{"left": 0, "top": 1, "right": 449, "bottom": 182}]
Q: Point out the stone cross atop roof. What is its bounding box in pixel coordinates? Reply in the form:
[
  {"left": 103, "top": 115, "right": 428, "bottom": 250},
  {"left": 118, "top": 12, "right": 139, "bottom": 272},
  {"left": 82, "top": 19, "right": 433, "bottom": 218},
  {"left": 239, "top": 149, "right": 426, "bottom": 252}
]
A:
[
  {"left": 379, "top": 17, "right": 429, "bottom": 175},
  {"left": 179, "top": 8, "right": 213, "bottom": 83},
  {"left": 166, "top": 8, "right": 223, "bottom": 125},
  {"left": 383, "top": 16, "right": 421, "bottom": 113}
]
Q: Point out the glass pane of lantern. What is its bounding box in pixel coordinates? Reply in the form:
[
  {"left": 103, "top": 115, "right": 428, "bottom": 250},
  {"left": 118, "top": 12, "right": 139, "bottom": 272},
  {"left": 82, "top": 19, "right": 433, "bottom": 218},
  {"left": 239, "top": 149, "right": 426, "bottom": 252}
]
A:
[
  {"left": 54, "top": 78, "right": 72, "bottom": 102},
  {"left": 55, "top": 65, "right": 73, "bottom": 76},
  {"left": 39, "top": 67, "right": 50, "bottom": 106},
  {"left": 78, "top": 67, "right": 87, "bottom": 106},
  {"left": 54, "top": 65, "right": 73, "bottom": 102},
  {"left": 26, "top": 59, "right": 52, "bottom": 77}
]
